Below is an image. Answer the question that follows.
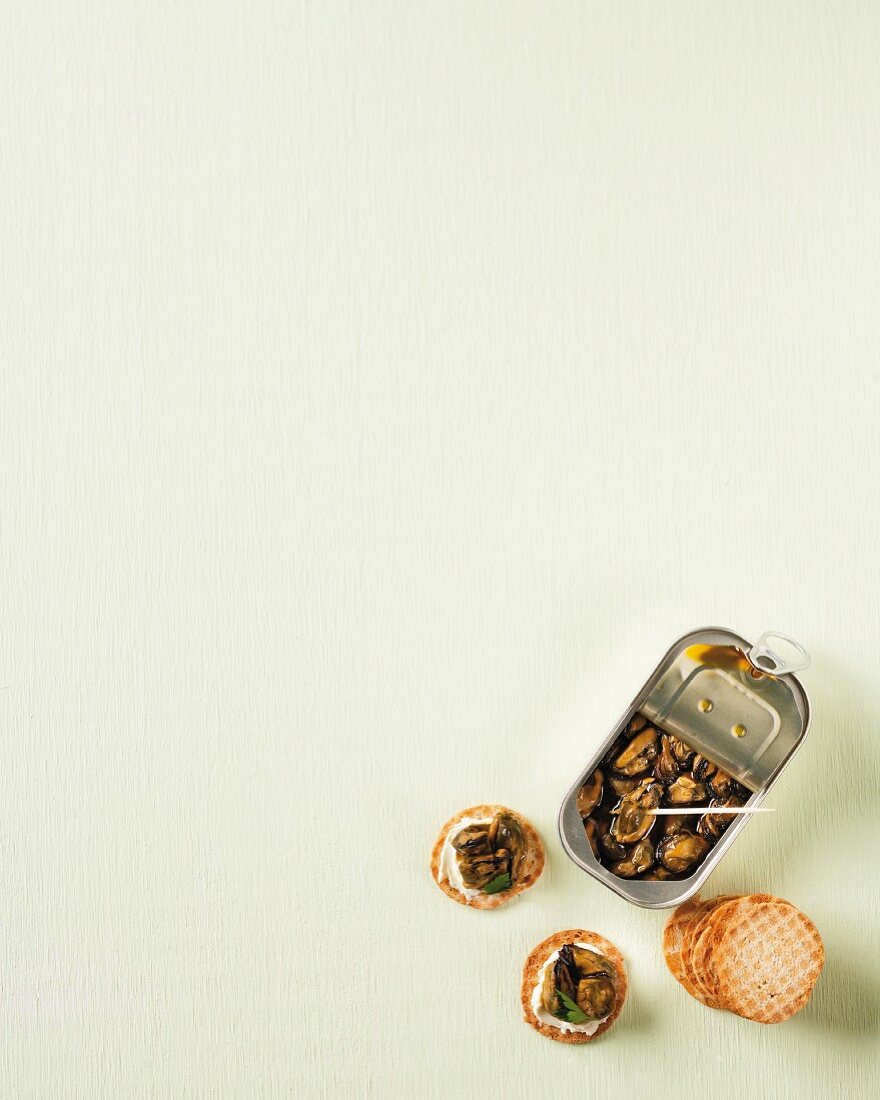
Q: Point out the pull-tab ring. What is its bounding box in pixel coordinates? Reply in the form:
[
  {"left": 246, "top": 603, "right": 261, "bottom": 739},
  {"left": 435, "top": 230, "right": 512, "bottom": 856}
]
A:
[{"left": 747, "top": 631, "right": 811, "bottom": 676}]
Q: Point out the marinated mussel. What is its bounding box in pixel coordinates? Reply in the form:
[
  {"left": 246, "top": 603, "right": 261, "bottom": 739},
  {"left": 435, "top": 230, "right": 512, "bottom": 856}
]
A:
[
  {"left": 451, "top": 824, "right": 492, "bottom": 856},
  {"left": 666, "top": 775, "right": 708, "bottom": 805},
  {"left": 612, "top": 728, "right": 659, "bottom": 777},
  {"left": 608, "top": 774, "right": 639, "bottom": 798},
  {"left": 657, "top": 831, "right": 711, "bottom": 873},
  {"left": 654, "top": 736, "right": 681, "bottom": 782},
  {"left": 697, "top": 795, "right": 744, "bottom": 840},
  {"left": 668, "top": 736, "right": 694, "bottom": 766},
  {"left": 610, "top": 779, "right": 662, "bottom": 845},
  {"left": 577, "top": 769, "right": 604, "bottom": 818},
  {"left": 489, "top": 810, "right": 525, "bottom": 879},
  {"left": 453, "top": 810, "right": 524, "bottom": 892},
  {"left": 570, "top": 945, "right": 614, "bottom": 978},
  {"left": 541, "top": 943, "right": 617, "bottom": 1023},
  {"left": 576, "top": 975, "right": 616, "bottom": 1019},
  {"left": 456, "top": 847, "right": 508, "bottom": 889},
  {"left": 706, "top": 767, "right": 727, "bottom": 795},
  {"left": 599, "top": 831, "right": 627, "bottom": 861},
  {"left": 610, "top": 837, "right": 655, "bottom": 878}
]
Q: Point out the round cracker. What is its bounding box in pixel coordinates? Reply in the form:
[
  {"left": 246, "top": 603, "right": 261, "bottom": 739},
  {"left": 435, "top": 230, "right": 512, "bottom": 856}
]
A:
[
  {"left": 521, "top": 930, "right": 628, "bottom": 1044},
  {"left": 714, "top": 898, "right": 824, "bottom": 1023},
  {"left": 430, "top": 805, "right": 545, "bottom": 909},
  {"left": 699, "top": 893, "right": 792, "bottom": 1012},
  {"left": 692, "top": 894, "right": 778, "bottom": 1007}
]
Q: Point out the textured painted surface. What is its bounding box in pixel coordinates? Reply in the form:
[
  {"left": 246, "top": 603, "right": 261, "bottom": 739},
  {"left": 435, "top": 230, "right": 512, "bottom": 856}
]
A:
[{"left": 2, "top": 2, "right": 879, "bottom": 1097}]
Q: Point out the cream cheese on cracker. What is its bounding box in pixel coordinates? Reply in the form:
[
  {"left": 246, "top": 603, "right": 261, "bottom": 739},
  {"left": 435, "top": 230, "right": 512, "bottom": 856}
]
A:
[
  {"left": 530, "top": 943, "right": 611, "bottom": 1035},
  {"left": 437, "top": 815, "right": 493, "bottom": 900}
]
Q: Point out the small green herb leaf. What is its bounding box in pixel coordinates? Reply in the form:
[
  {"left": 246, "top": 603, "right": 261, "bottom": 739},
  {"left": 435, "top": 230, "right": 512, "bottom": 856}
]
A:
[
  {"left": 556, "top": 989, "right": 589, "bottom": 1024},
  {"left": 482, "top": 872, "right": 511, "bottom": 895}
]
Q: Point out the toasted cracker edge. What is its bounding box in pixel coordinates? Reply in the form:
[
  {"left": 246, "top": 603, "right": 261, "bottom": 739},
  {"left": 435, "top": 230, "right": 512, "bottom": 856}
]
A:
[
  {"left": 521, "top": 930, "right": 628, "bottom": 1044},
  {"left": 680, "top": 896, "right": 737, "bottom": 1007},
  {"left": 690, "top": 898, "right": 746, "bottom": 1008},
  {"left": 430, "top": 805, "right": 545, "bottom": 910},
  {"left": 662, "top": 897, "right": 703, "bottom": 998}
]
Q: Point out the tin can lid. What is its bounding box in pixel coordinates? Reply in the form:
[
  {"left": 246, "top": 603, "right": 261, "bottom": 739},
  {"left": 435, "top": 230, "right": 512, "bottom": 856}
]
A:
[{"left": 641, "top": 628, "right": 810, "bottom": 792}]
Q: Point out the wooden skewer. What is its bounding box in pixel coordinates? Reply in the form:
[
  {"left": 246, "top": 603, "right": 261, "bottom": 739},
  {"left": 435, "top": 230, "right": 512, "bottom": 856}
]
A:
[{"left": 608, "top": 806, "right": 773, "bottom": 816}]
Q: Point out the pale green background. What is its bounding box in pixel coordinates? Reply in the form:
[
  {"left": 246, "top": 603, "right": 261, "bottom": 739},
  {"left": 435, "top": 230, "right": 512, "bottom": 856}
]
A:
[{"left": 1, "top": 2, "right": 879, "bottom": 1098}]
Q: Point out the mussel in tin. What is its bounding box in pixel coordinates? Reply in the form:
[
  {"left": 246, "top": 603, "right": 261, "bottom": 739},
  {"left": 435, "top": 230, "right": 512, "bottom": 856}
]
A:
[
  {"left": 654, "top": 735, "right": 681, "bottom": 782},
  {"left": 666, "top": 775, "right": 707, "bottom": 805},
  {"left": 610, "top": 779, "right": 662, "bottom": 845},
  {"left": 600, "top": 831, "right": 627, "bottom": 861},
  {"left": 612, "top": 728, "right": 659, "bottom": 777},
  {"left": 610, "top": 837, "right": 655, "bottom": 878},
  {"left": 662, "top": 812, "right": 687, "bottom": 836},
  {"left": 691, "top": 755, "right": 715, "bottom": 782},
  {"left": 669, "top": 736, "right": 694, "bottom": 766},
  {"left": 657, "top": 831, "right": 710, "bottom": 873},
  {"left": 697, "top": 795, "right": 744, "bottom": 840},
  {"left": 608, "top": 774, "right": 639, "bottom": 798},
  {"left": 577, "top": 769, "right": 604, "bottom": 818}
]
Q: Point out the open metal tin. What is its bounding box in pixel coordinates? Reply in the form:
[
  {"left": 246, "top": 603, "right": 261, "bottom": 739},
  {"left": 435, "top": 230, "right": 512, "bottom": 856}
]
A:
[{"left": 558, "top": 627, "right": 811, "bottom": 909}]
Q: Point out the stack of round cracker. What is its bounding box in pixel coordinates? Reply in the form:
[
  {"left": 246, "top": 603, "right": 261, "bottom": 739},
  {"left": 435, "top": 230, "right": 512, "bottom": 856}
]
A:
[{"left": 663, "top": 893, "right": 825, "bottom": 1023}]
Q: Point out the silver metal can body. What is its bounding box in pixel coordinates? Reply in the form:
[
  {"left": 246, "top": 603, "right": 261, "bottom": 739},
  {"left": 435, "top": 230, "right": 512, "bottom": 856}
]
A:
[{"left": 557, "top": 627, "right": 811, "bottom": 909}]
